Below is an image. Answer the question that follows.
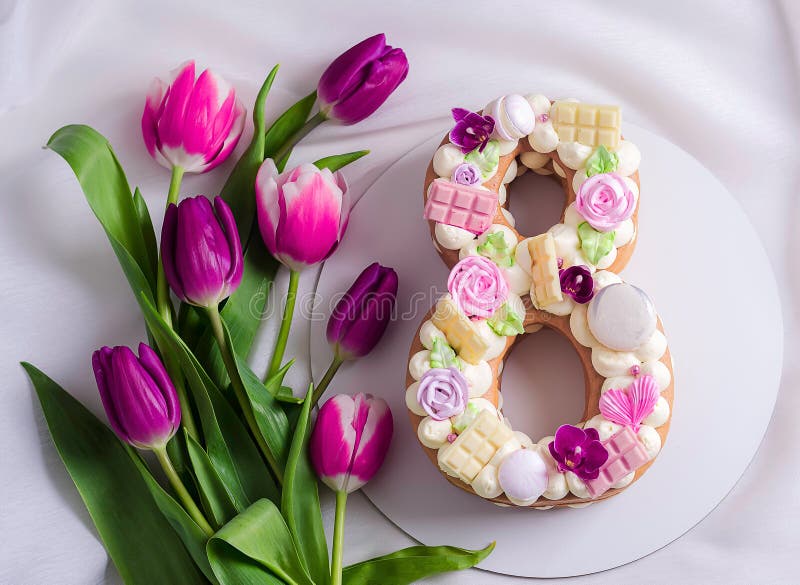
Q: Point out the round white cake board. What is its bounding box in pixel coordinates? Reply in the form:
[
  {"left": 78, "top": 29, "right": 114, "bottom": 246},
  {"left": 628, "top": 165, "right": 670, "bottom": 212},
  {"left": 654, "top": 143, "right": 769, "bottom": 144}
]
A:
[{"left": 310, "top": 124, "right": 783, "bottom": 578}]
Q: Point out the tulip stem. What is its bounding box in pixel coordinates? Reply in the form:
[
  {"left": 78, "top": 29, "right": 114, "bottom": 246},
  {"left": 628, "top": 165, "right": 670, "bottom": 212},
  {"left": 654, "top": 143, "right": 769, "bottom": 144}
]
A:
[
  {"left": 266, "top": 270, "right": 300, "bottom": 381},
  {"left": 331, "top": 490, "right": 347, "bottom": 585},
  {"left": 272, "top": 111, "right": 327, "bottom": 168},
  {"left": 206, "top": 305, "right": 284, "bottom": 485},
  {"left": 154, "top": 446, "right": 214, "bottom": 537},
  {"left": 152, "top": 164, "right": 198, "bottom": 440},
  {"left": 312, "top": 355, "right": 344, "bottom": 407}
]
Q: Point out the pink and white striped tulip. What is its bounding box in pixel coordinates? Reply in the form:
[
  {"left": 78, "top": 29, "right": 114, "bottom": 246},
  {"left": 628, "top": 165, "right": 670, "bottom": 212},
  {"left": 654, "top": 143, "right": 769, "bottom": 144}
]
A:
[
  {"left": 255, "top": 160, "right": 350, "bottom": 271},
  {"left": 141, "top": 60, "right": 246, "bottom": 174},
  {"left": 310, "top": 393, "right": 393, "bottom": 494}
]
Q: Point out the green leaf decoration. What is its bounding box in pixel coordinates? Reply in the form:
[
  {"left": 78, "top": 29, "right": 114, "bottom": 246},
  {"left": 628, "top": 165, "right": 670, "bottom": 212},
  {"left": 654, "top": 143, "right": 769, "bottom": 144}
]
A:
[
  {"left": 584, "top": 145, "right": 619, "bottom": 177},
  {"left": 476, "top": 231, "right": 514, "bottom": 268},
  {"left": 208, "top": 499, "right": 316, "bottom": 585},
  {"left": 47, "top": 125, "right": 157, "bottom": 296},
  {"left": 313, "top": 150, "right": 369, "bottom": 172},
  {"left": 264, "top": 90, "right": 318, "bottom": 172},
  {"left": 185, "top": 430, "right": 240, "bottom": 526},
  {"left": 487, "top": 302, "right": 524, "bottom": 336},
  {"left": 131, "top": 451, "right": 220, "bottom": 584},
  {"left": 139, "top": 293, "right": 279, "bottom": 509},
  {"left": 342, "top": 542, "right": 495, "bottom": 585},
  {"left": 281, "top": 386, "right": 329, "bottom": 585},
  {"left": 219, "top": 65, "right": 278, "bottom": 242},
  {"left": 464, "top": 140, "right": 500, "bottom": 179},
  {"left": 577, "top": 222, "right": 616, "bottom": 266},
  {"left": 429, "top": 337, "right": 459, "bottom": 369},
  {"left": 22, "top": 363, "right": 208, "bottom": 585},
  {"left": 452, "top": 402, "right": 481, "bottom": 433}
]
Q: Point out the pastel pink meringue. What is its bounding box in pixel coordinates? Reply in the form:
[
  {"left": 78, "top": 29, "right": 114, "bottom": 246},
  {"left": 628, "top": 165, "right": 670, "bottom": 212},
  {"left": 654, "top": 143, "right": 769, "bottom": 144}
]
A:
[
  {"left": 447, "top": 256, "right": 508, "bottom": 318},
  {"left": 575, "top": 172, "right": 635, "bottom": 232},
  {"left": 485, "top": 94, "right": 535, "bottom": 141}
]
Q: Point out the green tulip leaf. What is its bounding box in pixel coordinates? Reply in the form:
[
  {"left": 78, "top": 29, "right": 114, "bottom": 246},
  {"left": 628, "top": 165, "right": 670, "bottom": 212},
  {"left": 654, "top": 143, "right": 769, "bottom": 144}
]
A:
[
  {"left": 132, "top": 186, "right": 158, "bottom": 284},
  {"left": 22, "top": 363, "right": 208, "bottom": 585},
  {"left": 577, "top": 222, "right": 616, "bottom": 266},
  {"left": 219, "top": 314, "right": 292, "bottom": 472},
  {"left": 139, "top": 293, "right": 279, "bottom": 509},
  {"left": 487, "top": 302, "right": 525, "bottom": 336},
  {"left": 185, "top": 430, "right": 240, "bottom": 526},
  {"left": 313, "top": 150, "right": 370, "bottom": 172},
  {"left": 47, "top": 125, "right": 157, "bottom": 296},
  {"left": 342, "top": 542, "right": 496, "bottom": 585},
  {"left": 131, "top": 451, "right": 219, "bottom": 584},
  {"left": 264, "top": 90, "right": 318, "bottom": 172},
  {"left": 477, "top": 231, "right": 514, "bottom": 268},
  {"left": 208, "top": 499, "right": 315, "bottom": 585},
  {"left": 585, "top": 145, "right": 619, "bottom": 177},
  {"left": 281, "top": 386, "right": 329, "bottom": 585},
  {"left": 220, "top": 64, "right": 278, "bottom": 241}
]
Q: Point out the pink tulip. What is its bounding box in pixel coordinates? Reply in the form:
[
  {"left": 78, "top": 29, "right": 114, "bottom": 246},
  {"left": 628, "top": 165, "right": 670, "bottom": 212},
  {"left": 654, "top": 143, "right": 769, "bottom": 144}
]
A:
[
  {"left": 141, "top": 60, "right": 246, "bottom": 173},
  {"left": 255, "top": 160, "right": 349, "bottom": 271},
  {"left": 310, "top": 393, "right": 393, "bottom": 494}
]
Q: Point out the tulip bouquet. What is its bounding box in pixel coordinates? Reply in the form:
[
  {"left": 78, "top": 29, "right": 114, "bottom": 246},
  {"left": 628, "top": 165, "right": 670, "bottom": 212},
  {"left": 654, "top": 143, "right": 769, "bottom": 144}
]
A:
[{"left": 21, "top": 34, "right": 493, "bottom": 585}]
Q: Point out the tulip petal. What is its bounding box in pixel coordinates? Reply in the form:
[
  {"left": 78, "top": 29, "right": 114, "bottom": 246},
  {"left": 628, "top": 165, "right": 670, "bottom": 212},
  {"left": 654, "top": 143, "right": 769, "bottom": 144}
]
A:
[
  {"left": 202, "top": 97, "right": 245, "bottom": 173},
  {"left": 137, "top": 343, "right": 180, "bottom": 431},
  {"left": 318, "top": 34, "right": 388, "bottom": 105},
  {"left": 93, "top": 346, "right": 130, "bottom": 443},
  {"left": 277, "top": 171, "right": 342, "bottom": 268},
  {"left": 329, "top": 48, "right": 408, "bottom": 125},
  {"left": 214, "top": 196, "right": 243, "bottom": 293},
  {"left": 180, "top": 68, "right": 226, "bottom": 158},
  {"left": 141, "top": 77, "right": 167, "bottom": 163},
  {"left": 160, "top": 203, "right": 185, "bottom": 301},
  {"left": 327, "top": 262, "right": 382, "bottom": 346},
  {"left": 255, "top": 159, "right": 281, "bottom": 256},
  {"left": 175, "top": 196, "right": 231, "bottom": 306},
  {"left": 310, "top": 394, "right": 359, "bottom": 492},
  {"left": 157, "top": 60, "right": 196, "bottom": 150},
  {"left": 334, "top": 170, "right": 351, "bottom": 240},
  {"left": 348, "top": 394, "right": 393, "bottom": 490},
  {"left": 109, "top": 346, "right": 171, "bottom": 449}
]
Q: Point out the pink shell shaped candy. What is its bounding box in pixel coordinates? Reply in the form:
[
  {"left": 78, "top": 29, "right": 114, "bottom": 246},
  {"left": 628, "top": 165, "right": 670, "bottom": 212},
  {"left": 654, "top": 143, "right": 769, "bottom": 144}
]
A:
[
  {"left": 498, "top": 449, "right": 548, "bottom": 504},
  {"left": 447, "top": 256, "right": 509, "bottom": 318},
  {"left": 599, "top": 374, "right": 659, "bottom": 432}
]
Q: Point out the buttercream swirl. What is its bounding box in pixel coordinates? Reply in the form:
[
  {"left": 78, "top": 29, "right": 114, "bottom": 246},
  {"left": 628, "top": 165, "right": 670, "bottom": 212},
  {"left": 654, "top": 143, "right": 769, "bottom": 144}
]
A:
[{"left": 417, "top": 367, "right": 469, "bottom": 421}]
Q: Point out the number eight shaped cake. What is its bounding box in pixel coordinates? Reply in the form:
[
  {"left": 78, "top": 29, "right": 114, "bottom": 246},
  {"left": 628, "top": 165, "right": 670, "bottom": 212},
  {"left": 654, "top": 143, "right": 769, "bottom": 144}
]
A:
[{"left": 405, "top": 94, "right": 674, "bottom": 508}]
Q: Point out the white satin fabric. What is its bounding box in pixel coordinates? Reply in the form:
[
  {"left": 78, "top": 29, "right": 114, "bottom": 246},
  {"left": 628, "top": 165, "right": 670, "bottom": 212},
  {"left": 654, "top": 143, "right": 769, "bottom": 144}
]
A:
[{"left": 0, "top": 0, "right": 797, "bottom": 583}]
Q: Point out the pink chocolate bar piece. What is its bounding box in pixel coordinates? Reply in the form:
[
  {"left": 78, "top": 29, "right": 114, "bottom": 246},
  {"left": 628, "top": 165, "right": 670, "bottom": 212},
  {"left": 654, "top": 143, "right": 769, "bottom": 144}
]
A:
[
  {"left": 585, "top": 427, "right": 649, "bottom": 499},
  {"left": 424, "top": 178, "right": 498, "bottom": 234}
]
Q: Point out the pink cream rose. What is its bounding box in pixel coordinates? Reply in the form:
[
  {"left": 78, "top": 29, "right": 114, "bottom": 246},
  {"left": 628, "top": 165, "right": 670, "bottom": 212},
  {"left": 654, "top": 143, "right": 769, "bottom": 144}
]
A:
[
  {"left": 575, "top": 172, "right": 635, "bottom": 232},
  {"left": 447, "top": 256, "right": 508, "bottom": 318}
]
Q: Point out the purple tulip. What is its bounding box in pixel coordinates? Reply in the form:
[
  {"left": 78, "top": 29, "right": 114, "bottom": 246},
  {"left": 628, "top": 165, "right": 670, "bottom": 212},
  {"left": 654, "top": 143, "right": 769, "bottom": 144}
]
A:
[
  {"left": 548, "top": 424, "right": 609, "bottom": 481},
  {"left": 256, "top": 160, "right": 350, "bottom": 271},
  {"left": 310, "top": 393, "right": 393, "bottom": 493},
  {"left": 142, "top": 60, "right": 246, "bottom": 173},
  {"left": 318, "top": 33, "right": 409, "bottom": 125},
  {"left": 92, "top": 343, "right": 181, "bottom": 449},
  {"left": 327, "top": 263, "right": 398, "bottom": 360},
  {"left": 161, "top": 195, "right": 243, "bottom": 308}
]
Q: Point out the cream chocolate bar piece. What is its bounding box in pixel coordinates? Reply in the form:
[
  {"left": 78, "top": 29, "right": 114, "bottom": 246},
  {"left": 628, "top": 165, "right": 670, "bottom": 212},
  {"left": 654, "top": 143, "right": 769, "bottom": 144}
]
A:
[
  {"left": 437, "top": 410, "right": 514, "bottom": 484},
  {"left": 552, "top": 102, "right": 621, "bottom": 149},
  {"left": 430, "top": 296, "right": 489, "bottom": 364},
  {"left": 528, "top": 234, "right": 563, "bottom": 308}
]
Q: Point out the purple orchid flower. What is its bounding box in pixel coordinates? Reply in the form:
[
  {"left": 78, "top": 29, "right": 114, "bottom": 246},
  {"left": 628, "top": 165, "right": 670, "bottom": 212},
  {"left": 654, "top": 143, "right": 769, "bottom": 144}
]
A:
[
  {"left": 548, "top": 424, "right": 609, "bottom": 481},
  {"left": 449, "top": 108, "right": 495, "bottom": 154},
  {"left": 559, "top": 265, "right": 595, "bottom": 304}
]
